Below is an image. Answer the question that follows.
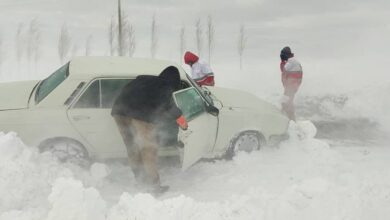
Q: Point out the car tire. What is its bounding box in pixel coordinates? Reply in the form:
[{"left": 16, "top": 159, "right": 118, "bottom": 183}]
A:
[
  {"left": 225, "top": 131, "right": 264, "bottom": 160},
  {"left": 39, "top": 137, "right": 90, "bottom": 166}
]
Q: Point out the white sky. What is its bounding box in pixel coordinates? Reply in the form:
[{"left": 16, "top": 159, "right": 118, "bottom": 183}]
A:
[{"left": 0, "top": 0, "right": 388, "bottom": 92}]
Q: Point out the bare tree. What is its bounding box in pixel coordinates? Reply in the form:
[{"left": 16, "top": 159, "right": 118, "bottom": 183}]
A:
[
  {"left": 85, "top": 35, "right": 93, "bottom": 56},
  {"left": 150, "top": 13, "right": 158, "bottom": 58},
  {"left": 238, "top": 24, "right": 247, "bottom": 70},
  {"left": 16, "top": 23, "right": 25, "bottom": 69},
  {"left": 117, "top": 0, "right": 125, "bottom": 56},
  {"left": 27, "top": 19, "right": 41, "bottom": 73},
  {"left": 0, "top": 33, "right": 4, "bottom": 76},
  {"left": 207, "top": 15, "right": 215, "bottom": 64},
  {"left": 58, "top": 23, "right": 72, "bottom": 64},
  {"left": 124, "top": 21, "right": 136, "bottom": 57},
  {"left": 32, "top": 30, "right": 41, "bottom": 72},
  {"left": 116, "top": 0, "right": 136, "bottom": 57},
  {"left": 109, "top": 16, "right": 117, "bottom": 56},
  {"left": 195, "top": 18, "right": 203, "bottom": 56},
  {"left": 179, "top": 26, "right": 186, "bottom": 63}
]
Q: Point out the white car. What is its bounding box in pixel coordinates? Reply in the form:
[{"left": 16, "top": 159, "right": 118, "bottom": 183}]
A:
[{"left": 0, "top": 57, "right": 289, "bottom": 169}]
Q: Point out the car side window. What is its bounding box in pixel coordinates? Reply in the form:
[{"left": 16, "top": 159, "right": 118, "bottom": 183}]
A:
[
  {"left": 73, "top": 78, "right": 131, "bottom": 109},
  {"left": 101, "top": 79, "right": 131, "bottom": 108},
  {"left": 73, "top": 80, "right": 99, "bottom": 108},
  {"left": 174, "top": 87, "right": 206, "bottom": 121}
]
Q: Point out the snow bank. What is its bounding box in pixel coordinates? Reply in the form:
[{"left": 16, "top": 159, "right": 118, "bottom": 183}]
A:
[
  {"left": 1, "top": 121, "right": 390, "bottom": 220},
  {"left": 0, "top": 132, "right": 106, "bottom": 220},
  {"left": 46, "top": 178, "right": 106, "bottom": 220},
  {"left": 0, "top": 132, "right": 66, "bottom": 212}
]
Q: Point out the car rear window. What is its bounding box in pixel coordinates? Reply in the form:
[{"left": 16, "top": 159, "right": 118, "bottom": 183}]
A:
[{"left": 35, "top": 63, "right": 69, "bottom": 103}]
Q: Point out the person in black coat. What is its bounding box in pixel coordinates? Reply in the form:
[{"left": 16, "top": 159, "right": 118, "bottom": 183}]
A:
[{"left": 111, "top": 66, "right": 188, "bottom": 192}]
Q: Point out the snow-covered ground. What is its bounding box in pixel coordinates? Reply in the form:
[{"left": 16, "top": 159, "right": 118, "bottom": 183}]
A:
[
  {"left": 0, "top": 82, "right": 389, "bottom": 220},
  {"left": 1, "top": 115, "right": 389, "bottom": 220},
  {"left": 1, "top": 0, "right": 390, "bottom": 219}
]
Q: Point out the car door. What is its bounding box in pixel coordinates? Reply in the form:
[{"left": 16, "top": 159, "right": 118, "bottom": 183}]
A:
[
  {"left": 173, "top": 87, "right": 218, "bottom": 170},
  {"left": 67, "top": 78, "right": 131, "bottom": 158}
]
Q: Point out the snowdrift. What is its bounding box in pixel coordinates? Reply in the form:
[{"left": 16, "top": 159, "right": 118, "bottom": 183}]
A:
[{"left": 1, "top": 120, "right": 390, "bottom": 220}]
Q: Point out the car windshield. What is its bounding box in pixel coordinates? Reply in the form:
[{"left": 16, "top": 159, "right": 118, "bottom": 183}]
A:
[
  {"left": 35, "top": 62, "right": 69, "bottom": 104},
  {"left": 185, "top": 74, "right": 214, "bottom": 105}
]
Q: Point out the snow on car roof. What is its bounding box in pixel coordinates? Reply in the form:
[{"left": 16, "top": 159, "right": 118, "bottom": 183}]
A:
[{"left": 68, "top": 56, "right": 186, "bottom": 79}]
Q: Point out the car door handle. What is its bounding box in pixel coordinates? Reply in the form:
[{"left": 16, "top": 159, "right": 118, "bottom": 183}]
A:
[{"left": 72, "top": 115, "right": 90, "bottom": 121}]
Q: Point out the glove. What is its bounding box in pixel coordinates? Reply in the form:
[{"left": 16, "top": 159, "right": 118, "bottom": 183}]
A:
[{"left": 176, "top": 115, "right": 188, "bottom": 130}]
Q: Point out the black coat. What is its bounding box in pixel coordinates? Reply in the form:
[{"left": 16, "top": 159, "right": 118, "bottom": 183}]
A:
[{"left": 111, "top": 75, "right": 182, "bottom": 124}]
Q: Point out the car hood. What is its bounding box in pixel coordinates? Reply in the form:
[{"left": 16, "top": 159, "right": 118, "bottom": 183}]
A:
[
  {"left": 206, "top": 86, "right": 281, "bottom": 113},
  {"left": 0, "top": 80, "right": 39, "bottom": 110}
]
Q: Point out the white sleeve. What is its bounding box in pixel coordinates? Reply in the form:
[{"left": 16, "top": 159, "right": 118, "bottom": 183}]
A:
[
  {"left": 284, "top": 58, "right": 302, "bottom": 72},
  {"left": 191, "top": 62, "right": 203, "bottom": 79},
  {"left": 201, "top": 61, "right": 213, "bottom": 74}
]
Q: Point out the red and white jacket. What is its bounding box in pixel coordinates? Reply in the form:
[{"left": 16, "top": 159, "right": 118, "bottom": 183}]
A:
[
  {"left": 184, "top": 51, "right": 215, "bottom": 86},
  {"left": 190, "top": 59, "right": 215, "bottom": 86},
  {"left": 280, "top": 57, "right": 303, "bottom": 86}
]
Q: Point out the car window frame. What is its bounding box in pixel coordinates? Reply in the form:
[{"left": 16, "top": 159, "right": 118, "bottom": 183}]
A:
[
  {"left": 73, "top": 79, "right": 100, "bottom": 109},
  {"left": 69, "top": 77, "right": 134, "bottom": 109},
  {"left": 173, "top": 87, "right": 208, "bottom": 121},
  {"left": 185, "top": 73, "right": 214, "bottom": 106}
]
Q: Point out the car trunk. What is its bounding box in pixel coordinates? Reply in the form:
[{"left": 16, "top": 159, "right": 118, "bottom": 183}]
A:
[{"left": 0, "top": 80, "right": 39, "bottom": 110}]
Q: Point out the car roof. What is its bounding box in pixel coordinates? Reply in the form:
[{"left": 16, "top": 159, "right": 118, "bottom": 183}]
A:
[{"left": 68, "top": 56, "right": 187, "bottom": 79}]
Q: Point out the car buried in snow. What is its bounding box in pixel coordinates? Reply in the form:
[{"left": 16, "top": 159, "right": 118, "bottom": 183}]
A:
[{"left": 0, "top": 57, "right": 289, "bottom": 169}]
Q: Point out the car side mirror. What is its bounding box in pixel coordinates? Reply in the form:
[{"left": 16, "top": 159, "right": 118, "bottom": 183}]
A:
[{"left": 206, "top": 104, "right": 219, "bottom": 116}]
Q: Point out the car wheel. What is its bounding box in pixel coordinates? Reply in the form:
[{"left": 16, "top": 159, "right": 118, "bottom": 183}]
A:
[
  {"left": 39, "top": 138, "right": 89, "bottom": 166},
  {"left": 225, "top": 131, "right": 264, "bottom": 160}
]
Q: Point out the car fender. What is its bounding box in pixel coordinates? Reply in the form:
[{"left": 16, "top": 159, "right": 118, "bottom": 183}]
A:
[{"left": 212, "top": 107, "right": 289, "bottom": 154}]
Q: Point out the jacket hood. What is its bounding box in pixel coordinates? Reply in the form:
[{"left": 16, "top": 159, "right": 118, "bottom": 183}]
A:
[
  {"left": 184, "top": 51, "right": 199, "bottom": 65},
  {"left": 158, "top": 66, "right": 180, "bottom": 90},
  {"left": 281, "top": 46, "right": 294, "bottom": 59}
]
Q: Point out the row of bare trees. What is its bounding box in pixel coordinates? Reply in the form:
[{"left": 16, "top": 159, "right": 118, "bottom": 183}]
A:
[
  {"left": 114, "top": 0, "right": 247, "bottom": 68},
  {"left": 12, "top": 19, "right": 94, "bottom": 73},
  {"left": 113, "top": 10, "right": 247, "bottom": 69},
  {"left": 0, "top": 14, "right": 248, "bottom": 75},
  {"left": 0, "top": 19, "right": 44, "bottom": 76},
  {"left": 193, "top": 16, "right": 215, "bottom": 64}
]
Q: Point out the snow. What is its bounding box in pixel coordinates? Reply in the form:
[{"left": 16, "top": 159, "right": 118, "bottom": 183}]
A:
[
  {"left": 0, "top": 116, "right": 389, "bottom": 219},
  {"left": 0, "top": 0, "right": 389, "bottom": 219},
  {"left": 47, "top": 178, "right": 106, "bottom": 220}
]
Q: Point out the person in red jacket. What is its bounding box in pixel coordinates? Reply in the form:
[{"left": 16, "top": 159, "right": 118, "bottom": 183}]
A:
[
  {"left": 184, "top": 51, "right": 215, "bottom": 86},
  {"left": 280, "top": 46, "right": 303, "bottom": 121}
]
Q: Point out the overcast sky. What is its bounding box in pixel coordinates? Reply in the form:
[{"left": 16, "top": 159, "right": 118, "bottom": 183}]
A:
[
  {"left": 0, "top": 0, "right": 388, "bottom": 92},
  {"left": 0, "top": 0, "right": 388, "bottom": 58}
]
